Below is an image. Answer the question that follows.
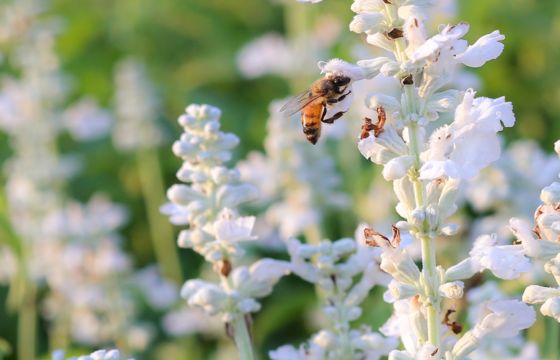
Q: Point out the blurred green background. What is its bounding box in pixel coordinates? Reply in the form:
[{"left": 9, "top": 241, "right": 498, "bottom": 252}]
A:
[{"left": 1, "top": 0, "right": 560, "bottom": 359}]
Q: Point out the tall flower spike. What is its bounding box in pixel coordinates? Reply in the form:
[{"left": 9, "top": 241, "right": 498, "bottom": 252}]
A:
[
  {"left": 301, "top": 0, "right": 528, "bottom": 357},
  {"left": 163, "top": 104, "right": 289, "bottom": 359},
  {"left": 270, "top": 234, "right": 397, "bottom": 359},
  {"left": 520, "top": 141, "right": 560, "bottom": 324}
]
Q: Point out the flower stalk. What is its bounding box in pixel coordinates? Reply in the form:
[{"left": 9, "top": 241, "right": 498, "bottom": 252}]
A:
[{"left": 231, "top": 315, "right": 255, "bottom": 360}]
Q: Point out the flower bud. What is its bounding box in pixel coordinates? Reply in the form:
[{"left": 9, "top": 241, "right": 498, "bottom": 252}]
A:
[
  {"left": 439, "top": 281, "right": 464, "bottom": 299},
  {"left": 382, "top": 156, "right": 415, "bottom": 180},
  {"left": 313, "top": 330, "right": 337, "bottom": 348},
  {"left": 409, "top": 208, "right": 425, "bottom": 227},
  {"left": 172, "top": 139, "right": 197, "bottom": 158},
  {"left": 178, "top": 114, "right": 197, "bottom": 127},
  {"left": 366, "top": 33, "right": 394, "bottom": 53},
  {"left": 357, "top": 57, "right": 393, "bottom": 79},
  {"left": 347, "top": 306, "right": 362, "bottom": 321},
  {"left": 167, "top": 184, "right": 205, "bottom": 205},
  {"left": 198, "top": 104, "right": 222, "bottom": 120},
  {"left": 349, "top": 13, "right": 384, "bottom": 35},
  {"left": 445, "top": 258, "right": 479, "bottom": 282},
  {"left": 204, "top": 119, "right": 220, "bottom": 133},
  {"left": 541, "top": 297, "right": 560, "bottom": 321},
  {"left": 523, "top": 285, "right": 560, "bottom": 304},
  {"left": 541, "top": 182, "right": 560, "bottom": 205},
  {"left": 380, "top": 250, "right": 421, "bottom": 286},
  {"left": 438, "top": 178, "right": 460, "bottom": 220},
  {"left": 388, "top": 280, "right": 418, "bottom": 301},
  {"left": 332, "top": 238, "right": 356, "bottom": 255},
  {"left": 452, "top": 331, "right": 480, "bottom": 360},
  {"left": 555, "top": 140, "right": 560, "bottom": 157},
  {"left": 211, "top": 167, "right": 230, "bottom": 184},
  {"left": 380, "top": 61, "right": 401, "bottom": 76},
  {"left": 351, "top": 0, "right": 384, "bottom": 13}
]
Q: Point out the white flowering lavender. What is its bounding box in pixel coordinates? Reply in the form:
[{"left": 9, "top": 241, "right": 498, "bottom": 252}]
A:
[
  {"left": 465, "top": 140, "right": 560, "bottom": 239},
  {"left": 270, "top": 231, "right": 397, "bottom": 359},
  {"left": 239, "top": 100, "right": 349, "bottom": 242},
  {"left": 112, "top": 58, "right": 163, "bottom": 151},
  {"left": 112, "top": 57, "right": 182, "bottom": 284},
  {"left": 511, "top": 142, "right": 560, "bottom": 323},
  {"left": 162, "top": 104, "right": 290, "bottom": 359},
  {"left": 300, "top": 0, "right": 536, "bottom": 358},
  {"left": 0, "top": 1, "right": 141, "bottom": 356},
  {"left": 464, "top": 282, "right": 539, "bottom": 360}
]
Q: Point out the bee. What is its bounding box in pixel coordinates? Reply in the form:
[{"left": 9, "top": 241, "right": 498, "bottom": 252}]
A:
[{"left": 280, "top": 75, "right": 352, "bottom": 145}]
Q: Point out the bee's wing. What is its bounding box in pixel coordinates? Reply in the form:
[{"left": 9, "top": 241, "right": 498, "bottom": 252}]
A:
[{"left": 279, "top": 90, "right": 323, "bottom": 117}]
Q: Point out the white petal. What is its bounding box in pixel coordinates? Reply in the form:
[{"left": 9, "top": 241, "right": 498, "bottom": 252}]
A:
[{"left": 455, "top": 30, "right": 505, "bottom": 67}]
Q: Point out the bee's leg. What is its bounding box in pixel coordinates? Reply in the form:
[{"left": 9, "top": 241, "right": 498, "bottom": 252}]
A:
[
  {"left": 322, "top": 111, "right": 345, "bottom": 124},
  {"left": 327, "top": 90, "right": 352, "bottom": 104}
]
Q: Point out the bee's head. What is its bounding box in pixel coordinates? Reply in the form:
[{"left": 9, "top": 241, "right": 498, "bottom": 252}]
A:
[{"left": 332, "top": 75, "right": 351, "bottom": 87}]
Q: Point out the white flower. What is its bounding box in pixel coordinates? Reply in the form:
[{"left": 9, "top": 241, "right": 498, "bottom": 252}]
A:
[
  {"left": 454, "top": 30, "right": 505, "bottom": 68},
  {"left": 213, "top": 209, "right": 257, "bottom": 243},
  {"left": 453, "top": 299, "right": 535, "bottom": 359},
  {"left": 475, "top": 300, "right": 536, "bottom": 338},
  {"left": 62, "top": 98, "right": 113, "bottom": 141},
  {"left": 113, "top": 58, "right": 163, "bottom": 151},
  {"left": 510, "top": 217, "right": 560, "bottom": 259},
  {"left": 469, "top": 234, "right": 530, "bottom": 280},
  {"left": 349, "top": 13, "right": 385, "bottom": 35},
  {"left": 420, "top": 89, "right": 515, "bottom": 180},
  {"left": 319, "top": 58, "right": 368, "bottom": 81},
  {"left": 382, "top": 156, "right": 415, "bottom": 180},
  {"left": 236, "top": 33, "right": 294, "bottom": 78},
  {"left": 439, "top": 281, "right": 464, "bottom": 299},
  {"left": 411, "top": 23, "right": 505, "bottom": 69}
]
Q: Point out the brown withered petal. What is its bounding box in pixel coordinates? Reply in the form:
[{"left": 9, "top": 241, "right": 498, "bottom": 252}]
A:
[
  {"left": 363, "top": 227, "right": 389, "bottom": 247},
  {"left": 533, "top": 204, "right": 545, "bottom": 239},
  {"left": 374, "top": 106, "right": 386, "bottom": 137},
  {"left": 386, "top": 28, "right": 404, "bottom": 39},
  {"left": 216, "top": 259, "right": 232, "bottom": 277},
  {"left": 391, "top": 225, "right": 401, "bottom": 247},
  {"left": 443, "top": 309, "right": 463, "bottom": 335},
  {"left": 360, "top": 117, "right": 374, "bottom": 140},
  {"left": 401, "top": 74, "right": 414, "bottom": 85}
]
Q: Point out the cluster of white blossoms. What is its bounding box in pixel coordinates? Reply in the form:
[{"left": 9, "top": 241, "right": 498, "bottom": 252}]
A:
[
  {"left": 0, "top": 0, "right": 144, "bottom": 354},
  {"left": 511, "top": 141, "right": 560, "bottom": 323},
  {"left": 465, "top": 140, "right": 560, "bottom": 240},
  {"left": 465, "top": 282, "right": 538, "bottom": 360},
  {"left": 239, "top": 100, "right": 349, "bottom": 240},
  {"left": 299, "top": 0, "right": 539, "bottom": 358},
  {"left": 112, "top": 58, "right": 164, "bottom": 151},
  {"left": 162, "top": 104, "right": 291, "bottom": 358},
  {"left": 270, "top": 232, "right": 397, "bottom": 359}
]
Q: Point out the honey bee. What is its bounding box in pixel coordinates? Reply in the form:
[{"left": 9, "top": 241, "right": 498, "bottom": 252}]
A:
[{"left": 280, "top": 75, "right": 352, "bottom": 144}]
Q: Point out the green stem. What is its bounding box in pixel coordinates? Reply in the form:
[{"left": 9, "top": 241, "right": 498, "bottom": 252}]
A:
[
  {"left": 546, "top": 316, "right": 559, "bottom": 360},
  {"left": 419, "top": 232, "right": 440, "bottom": 348},
  {"left": 136, "top": 148, "right": 183, "bottom": 284},
  {"left": 231, "top": 315, "right": 255, "bottom": 360},
  {"left": 408, "top": 124, "right": 441, "bottom": 349},
  {"left": 18, "top": 285, "right": 36, "bottom": 360}
]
